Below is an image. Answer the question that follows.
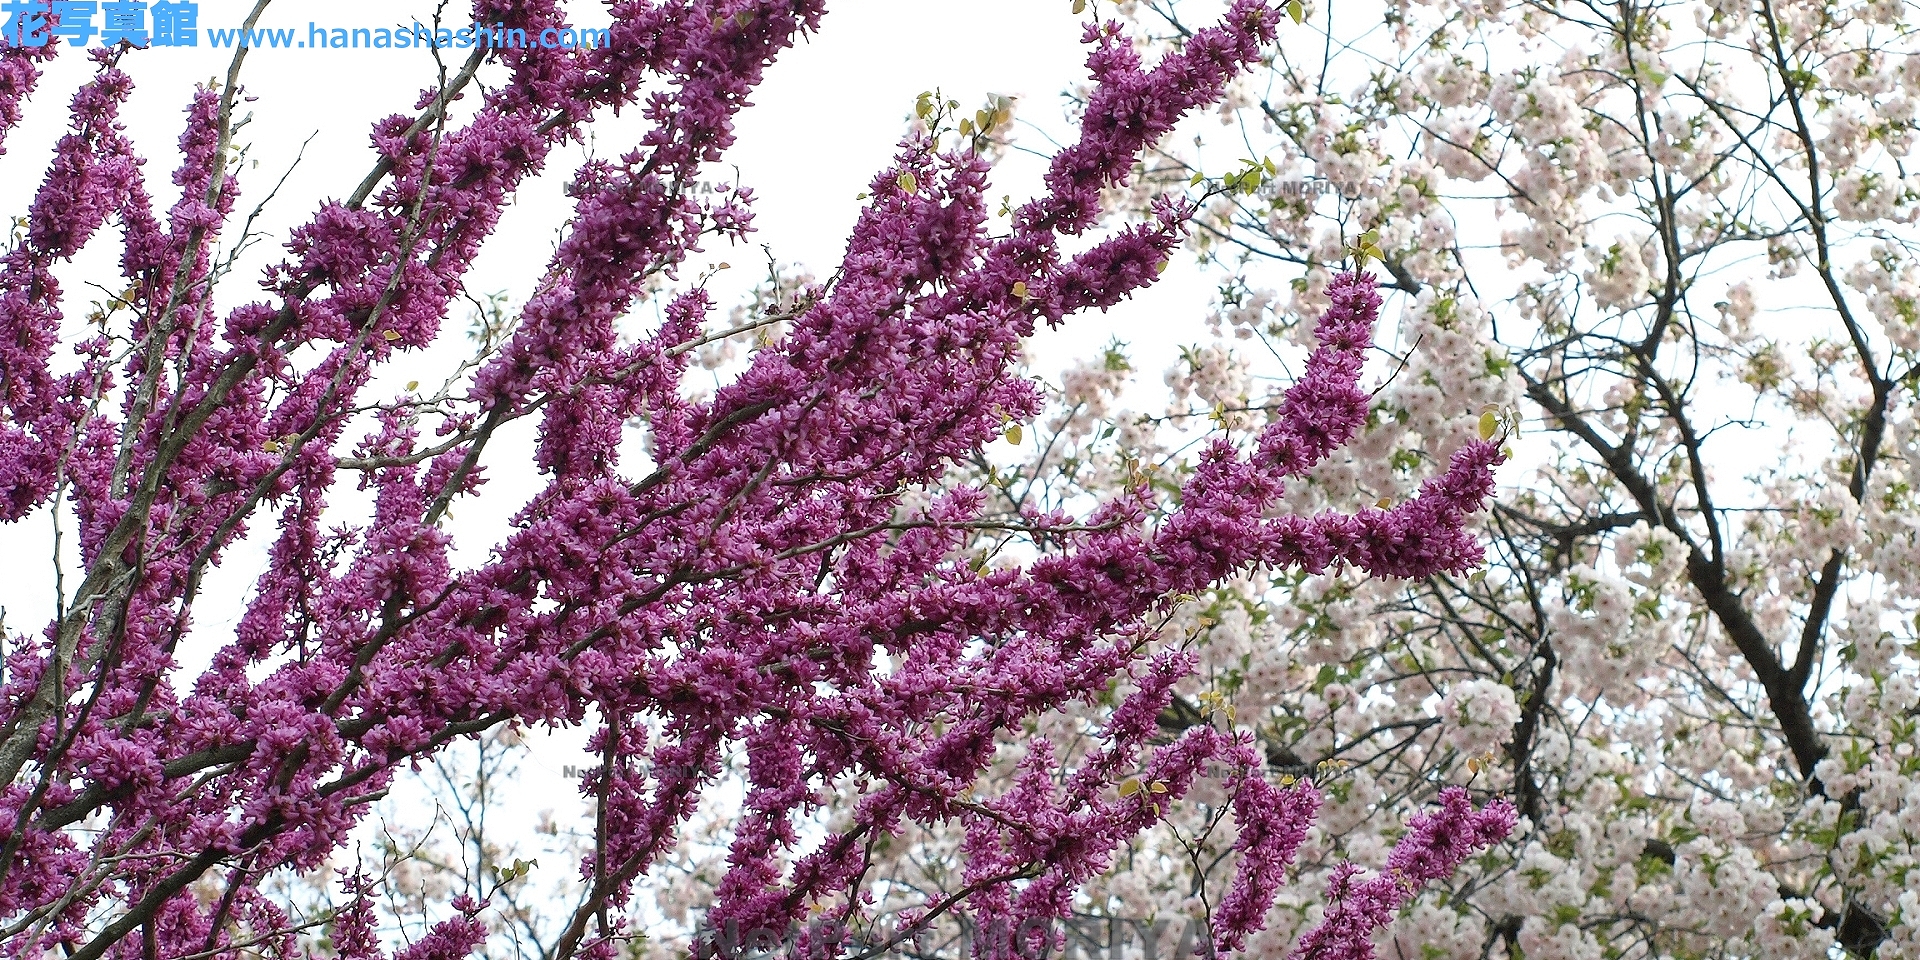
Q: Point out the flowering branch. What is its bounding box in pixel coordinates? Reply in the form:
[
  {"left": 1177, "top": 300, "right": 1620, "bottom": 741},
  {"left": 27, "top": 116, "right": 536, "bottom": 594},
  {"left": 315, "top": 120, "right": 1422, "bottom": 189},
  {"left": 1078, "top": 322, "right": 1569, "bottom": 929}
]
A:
[{"left": 0, "top": 2, "right": 1512, "bottom": 958}]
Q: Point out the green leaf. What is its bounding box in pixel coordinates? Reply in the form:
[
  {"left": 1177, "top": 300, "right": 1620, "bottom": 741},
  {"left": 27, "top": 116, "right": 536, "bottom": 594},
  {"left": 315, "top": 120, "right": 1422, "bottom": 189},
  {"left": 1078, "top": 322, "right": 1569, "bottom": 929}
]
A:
[{"left": 1313, "top": 663, "right": 1337, "bottom": 692}]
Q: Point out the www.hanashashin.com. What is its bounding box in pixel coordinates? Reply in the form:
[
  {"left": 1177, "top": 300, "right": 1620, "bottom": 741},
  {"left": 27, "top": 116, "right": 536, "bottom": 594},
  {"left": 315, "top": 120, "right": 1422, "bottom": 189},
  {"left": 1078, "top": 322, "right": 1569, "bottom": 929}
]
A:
[{"left": 1, "top": 3, "right": 610, "bottom": 50}]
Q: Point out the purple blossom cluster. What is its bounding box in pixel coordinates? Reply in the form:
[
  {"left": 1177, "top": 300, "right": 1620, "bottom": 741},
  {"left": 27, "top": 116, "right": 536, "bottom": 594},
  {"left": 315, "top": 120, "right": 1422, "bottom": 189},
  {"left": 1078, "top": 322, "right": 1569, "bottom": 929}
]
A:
[
  {"left": 0, "top": 2, "right": 1509, "bottom": 959},
  {"left": 1289, "top": 789, "right": 1519, "bottom": 960}
]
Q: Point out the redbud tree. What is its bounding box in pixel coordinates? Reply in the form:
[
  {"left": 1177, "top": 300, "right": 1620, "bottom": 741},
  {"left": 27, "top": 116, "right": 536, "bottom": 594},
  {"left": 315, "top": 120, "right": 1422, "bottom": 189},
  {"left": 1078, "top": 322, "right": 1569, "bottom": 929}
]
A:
[{"left": 0, "top": 3, "right": 1512, "bottom": 960}]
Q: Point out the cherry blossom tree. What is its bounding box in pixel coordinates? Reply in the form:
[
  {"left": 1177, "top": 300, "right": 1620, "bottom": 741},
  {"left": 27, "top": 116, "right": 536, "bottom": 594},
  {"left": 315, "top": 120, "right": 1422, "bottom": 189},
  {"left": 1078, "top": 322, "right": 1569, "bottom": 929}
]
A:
[{"left": 0, "top": 3, "right": 1514, "bottom": 960}]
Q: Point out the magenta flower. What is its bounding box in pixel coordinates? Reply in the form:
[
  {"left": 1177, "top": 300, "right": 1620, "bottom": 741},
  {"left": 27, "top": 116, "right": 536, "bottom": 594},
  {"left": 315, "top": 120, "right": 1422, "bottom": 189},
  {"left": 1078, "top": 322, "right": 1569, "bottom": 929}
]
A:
[{"left": 1290, "top": 789, "right": 1518, "bottom": 960}]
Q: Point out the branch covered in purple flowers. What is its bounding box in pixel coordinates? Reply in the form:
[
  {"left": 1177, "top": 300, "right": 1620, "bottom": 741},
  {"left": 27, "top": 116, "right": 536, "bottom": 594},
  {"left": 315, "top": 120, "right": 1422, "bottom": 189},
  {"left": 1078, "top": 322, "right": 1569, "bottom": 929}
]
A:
[{"left": 0, "top": 2, "right": 1510, "bottom": 959}]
